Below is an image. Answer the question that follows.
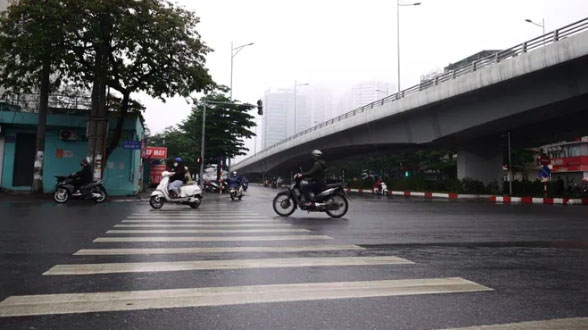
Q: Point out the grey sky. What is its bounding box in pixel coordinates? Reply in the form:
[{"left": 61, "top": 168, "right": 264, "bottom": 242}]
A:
[{"left": 142, "top": 0, "right": 588, "bottom": 134}]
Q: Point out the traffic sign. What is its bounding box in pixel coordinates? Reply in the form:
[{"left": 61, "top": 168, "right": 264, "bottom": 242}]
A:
[{"left": 538, "top": 165, "right": 551, "bottom": 179}]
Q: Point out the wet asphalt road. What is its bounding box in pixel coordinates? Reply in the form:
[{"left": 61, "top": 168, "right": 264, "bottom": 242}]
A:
[{"left": 0, "top": 186, "right": 587, "bottom": 330}]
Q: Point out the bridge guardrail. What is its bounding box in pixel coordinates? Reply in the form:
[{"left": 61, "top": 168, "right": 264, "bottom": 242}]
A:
[{"left": 243, "top": 17, "right": 588, "bottom": 163}]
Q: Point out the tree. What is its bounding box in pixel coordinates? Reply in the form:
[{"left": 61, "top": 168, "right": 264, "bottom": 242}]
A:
[
  {"left": 0, "top": 0, "right": 71, "bottom": 193},
  {"left": 65, "top": 0, "right": 215, "bottom": 166}
]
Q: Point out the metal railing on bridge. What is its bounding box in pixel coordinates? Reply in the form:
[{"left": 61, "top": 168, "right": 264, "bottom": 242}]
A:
[{"left": 243, "top": 17, "right": 588, "bottom": 163}]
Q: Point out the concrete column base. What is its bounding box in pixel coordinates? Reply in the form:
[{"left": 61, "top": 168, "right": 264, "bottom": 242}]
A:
[{"left": 457, "top": 142, "right": 503, "bottom": 185}]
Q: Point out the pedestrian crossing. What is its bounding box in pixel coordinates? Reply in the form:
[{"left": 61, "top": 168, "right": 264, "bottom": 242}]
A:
[{"left": 0, "top": 206, "right": 493, "bottom": 319}]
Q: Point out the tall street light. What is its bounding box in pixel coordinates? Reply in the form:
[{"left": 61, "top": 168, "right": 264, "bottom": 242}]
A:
[
  {"left": 293, "top": 80, "right": 309, "bottom": 134},
  {"left": 525, "top": 18, "right": 546, "bottom": 45},
  {"left": 230, "top": 42, "right": 254, "bottom": 99},
  {"left": 525, "top": 18, "right": 545, "bottom": 35},
  {"left": 397, "top": 1, "right": 421, "bottom": 94}
]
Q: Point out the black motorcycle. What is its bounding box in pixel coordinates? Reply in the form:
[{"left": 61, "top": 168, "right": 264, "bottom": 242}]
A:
[
  {"left": 53, "top": 175, "right": 108, "bottom": 203},
  {"left": 272, "top": 175, "right": 349, "bottom": 218}
]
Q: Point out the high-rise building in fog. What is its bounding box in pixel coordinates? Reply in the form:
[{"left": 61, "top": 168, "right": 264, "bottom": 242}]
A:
[{"left": 337, "top": 81, "right": 394, "bottom": 116}]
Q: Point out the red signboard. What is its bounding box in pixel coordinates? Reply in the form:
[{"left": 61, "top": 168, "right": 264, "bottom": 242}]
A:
[
  {"left": 550, "top": 156, "right": 588, "bottom": 172},
  {"left": 149, "top": 165, "right": 167, "bottom": 185},
  {"left": 144, "top": 147, "right": 167, "bottom": 159}
]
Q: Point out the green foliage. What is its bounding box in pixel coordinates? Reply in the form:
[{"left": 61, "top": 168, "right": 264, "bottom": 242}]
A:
[{"left": 147, "top": 93, "right": 257, "bottom": 170}]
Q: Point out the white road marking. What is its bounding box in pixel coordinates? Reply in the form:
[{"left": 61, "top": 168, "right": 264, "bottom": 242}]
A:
[
  {"left": 93, "top": 235, "right": 333, "bottom": 243},
  {"left": 114, "top": 224, "right": 293, "bottom": 228},
  {"left": 0, "top": 277, "right": 491, "bottom": 317},
  {"left": 43, "top": 256, "right": 414, "bottom": 275},
  {"left": 105, "top": 229, "right": 310, "bottom": 234},
  {"left": 73, "top": 244, "right": 365, "bottom": 255},
  {"left": 122, "top": 219, "right": 280, "bottom": 223},
  {"left": 437, "top": 317, "right": 588, "bottom": 330}
]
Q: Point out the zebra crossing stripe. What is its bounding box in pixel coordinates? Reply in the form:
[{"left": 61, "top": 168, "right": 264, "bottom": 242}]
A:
[
  {"left": 0, "top": 277, "right": 491, "bottom": 317},
  {"left": 93, "top": 235, "right": 332, "bottom": 242},
  {"left": 73, "top": 245, "right": 365, "bottom": 255},
  {"left": 113, "top": 224, "right": 293, "bottom": 228},
  {"left": 43, "top": 256, "right": 414, "bottom": 275},
  {"left": 122, "top": 220, "right": 280, "bottom": 223},
  {"left": 437, "top": 317, "right": 588, "bottom": 330},
  {"left": 105, "top": 229, "right": 310, "bottom": 234}
]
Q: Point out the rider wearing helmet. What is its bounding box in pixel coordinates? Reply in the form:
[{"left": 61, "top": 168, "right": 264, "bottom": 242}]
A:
[
  {"left": 168, "top": 157, "right": 187, "bottom": 198},
  {"left": 226, "top": 170, "right": 242, "bottom": 189},
  {"left": 299, "top": 149, "right": 327, "bottom": 206}
]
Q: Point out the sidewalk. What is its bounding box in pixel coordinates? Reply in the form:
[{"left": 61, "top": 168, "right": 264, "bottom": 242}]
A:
[
  {"left": 346, "top": 188, "right": 588, "bottom": 205},
  {"left": 0, "top": 189, "right": 153, "bottom": 202}
]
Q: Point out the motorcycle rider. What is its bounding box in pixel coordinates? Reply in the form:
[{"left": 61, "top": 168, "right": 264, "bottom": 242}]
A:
[
  {"left": 226, "top": 171, "right": 242, "bottom": 189},
  {"left": 72, "top": 159, "right": 93, "bottom": 196},
  {"left": 298, "top": 149, "right": 327, "bottom": 206},
  {"left": 168, "top": 157, "right": 187, "bottom": 198}
]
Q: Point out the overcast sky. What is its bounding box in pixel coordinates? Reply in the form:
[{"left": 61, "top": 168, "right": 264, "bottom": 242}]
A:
[{"left": 141, "top": 0, "right": 588, "bottom": 135}]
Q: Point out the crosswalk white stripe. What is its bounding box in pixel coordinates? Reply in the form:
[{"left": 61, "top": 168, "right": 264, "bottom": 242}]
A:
[
  {"left": 93, "top": 235, "right": 333, "bottom": 242},
  {"left": 0, "top": 277, "right": 492, "bottom": 317},
  {"left": 127, "top": 216, "right": 265, "bottom": 219},
  {"left": 105, "top": 229, "right": 309, "bottom": 234},
  {"left": 43, "top": 256, "right": 414, "bottom": 275},
  {"left": 437, "top": 317, "right": 588, "bottom": 330},
  {"left": 73, "top": 245, "right": 365, "bottom": 255},
  {"left": 122, "top": 220, "right": 280, "bottom": 223},
  {"left": 114, "top": 224, "right": 293, "bottom": 228}
]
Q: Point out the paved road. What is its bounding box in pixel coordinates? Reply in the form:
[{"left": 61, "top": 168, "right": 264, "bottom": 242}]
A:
[{"left": 0, "top": 187, "right": 587, "bottom": 330}]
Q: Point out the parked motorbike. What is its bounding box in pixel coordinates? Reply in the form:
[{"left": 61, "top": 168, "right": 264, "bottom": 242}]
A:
[
  {"left": 149, "top": 171, "right": 203, "bottom": 209},
  {"left": 53, "top": 175, "right": 107, "bottom": 203},
  {"left": 272, "top": 175, "right": 349, "bottom": 218}
]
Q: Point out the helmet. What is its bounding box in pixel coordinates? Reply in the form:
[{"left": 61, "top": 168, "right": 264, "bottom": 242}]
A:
[
  {"left": 311, "top": 149, "right": 323, "bottom": 159},
  {"left": 232, "top": 171, "right": 237, "bottom": 176},
  {"left": 174, "top": 157, "right": 182, "bottom": 163}
]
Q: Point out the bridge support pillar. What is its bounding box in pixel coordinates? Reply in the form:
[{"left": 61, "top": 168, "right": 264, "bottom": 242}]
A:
[{"left": 457, "top": 142, "right": 503, "bottom": 186}]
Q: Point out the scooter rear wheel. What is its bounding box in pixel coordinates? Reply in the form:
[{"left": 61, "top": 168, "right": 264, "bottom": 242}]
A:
[
  {"left": 54, "top": 188, "right": 70, "bottom": 203},
  {"left": 93, "top": 188, "right": 107, "bottom": 203},
  {"left": 150, "top": 195, "right": 164, "bottom": 209},
  {"left": 325, "top": 193, "right": 349, "bottom": 218}
]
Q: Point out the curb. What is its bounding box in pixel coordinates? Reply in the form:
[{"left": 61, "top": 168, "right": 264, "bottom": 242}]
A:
[{"left": 346, "top": 188, "right": 588, "bottom": 206}]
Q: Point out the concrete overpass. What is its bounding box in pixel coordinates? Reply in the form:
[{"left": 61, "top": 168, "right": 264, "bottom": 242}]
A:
[{"left": 233, "top": 18, "right": 588, "bottom": 184}]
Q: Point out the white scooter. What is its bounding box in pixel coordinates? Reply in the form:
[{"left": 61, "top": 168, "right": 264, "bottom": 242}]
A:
[
  {"left": 149, "top": 171, "right": 203, "bottom": 209},
  {"left": 373, "top": 181, "right": 388, "bottom": 196}
]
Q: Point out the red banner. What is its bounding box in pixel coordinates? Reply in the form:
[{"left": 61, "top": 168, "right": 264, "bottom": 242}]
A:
[
  {"left": 144, "top": 147, "right": 167, "bottom": 159},
  {"left": 551, "top": 156, "right": 588, "bottom": 172}
]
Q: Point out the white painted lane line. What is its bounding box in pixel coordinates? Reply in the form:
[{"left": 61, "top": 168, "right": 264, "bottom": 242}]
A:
[
  {"left": 43, "top": 256, "right": 413, "bottom": 275},
  {"left": 105, "top": 229, "right": 309, "bottom": 234},
  {"left": 122, "top": 220, "right": 280, "bottom": 223},
  {"left": 93, "top": 235, "right": 333, "bottom": 243},
  {"left": 127, "top": 216, "right": 266, "bottom": 219},
  {"left": 114, "top": 224, "right": 293, "bottom": 228},
  {"left": 437, "top": 317, "right": 588, "bottom": 330},
  {"left": 0, "top": 277, "right": 491, "bottom": 317},
  {"left": 73, "top": 245, "right": 365, "bottom": 255}
]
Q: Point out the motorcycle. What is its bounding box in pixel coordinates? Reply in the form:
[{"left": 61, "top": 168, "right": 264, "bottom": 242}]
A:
[
  {"left": 272, "top": 174, "right": 349, "bottom": 218},
  {"left": 228, "top": 184, "right": 244, "bottom": 201},
  {"left": 149, "top": 171, "right": 203, "bottom": 209},
  {"left": 53, "top": 175, "right": 107, "bottom": 203},
  {"left": 373, "top": 180, "right": 388, "bottom": 195}
]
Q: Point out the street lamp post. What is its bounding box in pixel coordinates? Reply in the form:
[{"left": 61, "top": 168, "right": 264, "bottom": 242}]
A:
[
  {"left": 293, "top": 80, "right": 309, "bottom": 134},
  {"left": 525, "top": 18, "right": 546, "bottom": 45},
  {"left": 397, "top": 1, "right": 421, "bottom": 95},
  {"left": 230, "top": 42, "right": 254, "bottom": 99}
]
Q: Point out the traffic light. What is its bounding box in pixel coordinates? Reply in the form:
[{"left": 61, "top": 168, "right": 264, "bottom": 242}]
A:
[
  {"left": 257, "top": 99, "right": 263, "bottom": 115},
  {"left": 404, "top": 171, "right": 410, "bottom": 177}
]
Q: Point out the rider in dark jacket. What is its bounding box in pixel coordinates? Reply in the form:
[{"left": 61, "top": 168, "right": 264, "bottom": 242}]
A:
[
  {"left": 72, "top": 159, "right": 93, "bottom": 194},
  {"left": 299, "top": 149, "right": 326, "bottom": 206}
]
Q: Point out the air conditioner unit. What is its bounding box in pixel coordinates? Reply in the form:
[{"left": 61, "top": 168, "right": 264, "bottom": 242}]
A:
[{"left": 59, "top": 129, "right": 79, "bottom": 141}]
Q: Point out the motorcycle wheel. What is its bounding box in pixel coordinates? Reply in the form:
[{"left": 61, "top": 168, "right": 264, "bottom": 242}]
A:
[
  {"left": 325, "top": 193, "right": 349, "bottom": 218},
  {"left": 272, "top": 193, "right": 296, "bottom": 217},
  {"left": 230, "top": 192, "right": 236, "bottom": 201},
  {"left": 54, "top": 188, "right": 70, "bottom": 203},
  {"left": 93, "top": 187, "right": 107, "bottom": 203},
  {"left": 150, "top": 195, "right": 164, "bottom": 209},
  {"left": 189, "top": 198, "right": 201, "bottom": 209},
  {"left": 238, "top": 194, "right": 242, "bottom": 200}
]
